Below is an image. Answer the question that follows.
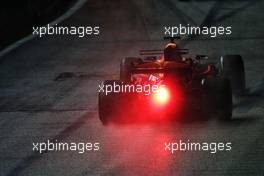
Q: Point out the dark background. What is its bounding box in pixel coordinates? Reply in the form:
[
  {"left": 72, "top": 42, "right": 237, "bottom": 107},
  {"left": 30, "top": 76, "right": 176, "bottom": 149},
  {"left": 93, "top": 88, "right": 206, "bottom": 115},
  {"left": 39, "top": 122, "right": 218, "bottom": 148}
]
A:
[{"left": 0, "top": 0, "right": 75, "bottom": 50}]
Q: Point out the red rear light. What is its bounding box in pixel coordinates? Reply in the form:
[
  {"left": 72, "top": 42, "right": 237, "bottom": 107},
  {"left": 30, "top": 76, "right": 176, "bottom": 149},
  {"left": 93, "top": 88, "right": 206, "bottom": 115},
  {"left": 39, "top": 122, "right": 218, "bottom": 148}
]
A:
[{"left": 152, "top": 87, "right": 170, "bottom": 105}]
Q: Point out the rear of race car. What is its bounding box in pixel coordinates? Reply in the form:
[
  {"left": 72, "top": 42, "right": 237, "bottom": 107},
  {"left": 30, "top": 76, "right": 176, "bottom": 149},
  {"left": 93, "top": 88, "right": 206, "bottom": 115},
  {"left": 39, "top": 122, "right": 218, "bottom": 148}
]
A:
[
  {"left": 98, "top": 81, "right": 185, "bottom": 124},
  {"left": 98, "top": 67, "right": 202, "bottom": 125}
]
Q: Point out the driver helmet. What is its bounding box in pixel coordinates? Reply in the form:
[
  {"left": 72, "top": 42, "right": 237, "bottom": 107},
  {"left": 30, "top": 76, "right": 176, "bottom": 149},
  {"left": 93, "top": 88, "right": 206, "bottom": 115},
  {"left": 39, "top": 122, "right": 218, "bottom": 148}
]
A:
[{"left": 164, "top": 42, "right": 182, "bottom": 61}]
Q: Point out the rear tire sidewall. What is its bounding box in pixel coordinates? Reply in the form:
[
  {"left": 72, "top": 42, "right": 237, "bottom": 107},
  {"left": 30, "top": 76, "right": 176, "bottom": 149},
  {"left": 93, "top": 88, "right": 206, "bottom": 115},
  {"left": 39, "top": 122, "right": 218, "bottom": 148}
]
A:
[
  {"left": 206, "top": 77, "right": 233, "bottom": 120},
  {"left": 220, "top": 55, "right": 245, "bottom": 96},
  {"left": 98, "top": 80, "right": 121, "bottom": 125}
]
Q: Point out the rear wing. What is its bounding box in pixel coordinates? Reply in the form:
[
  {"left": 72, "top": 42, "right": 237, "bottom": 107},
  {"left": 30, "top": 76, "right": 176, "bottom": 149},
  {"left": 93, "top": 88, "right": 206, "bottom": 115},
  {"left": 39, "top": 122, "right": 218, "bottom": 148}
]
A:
[
  {"left": 139, "top": 49, "right": 189, "bottom": 56},
  {"left": 139, "top": 50, "right": 163, "bottom": 55},
  {"left": 130, "top": 66, "right": 192, "bottom": 75}
]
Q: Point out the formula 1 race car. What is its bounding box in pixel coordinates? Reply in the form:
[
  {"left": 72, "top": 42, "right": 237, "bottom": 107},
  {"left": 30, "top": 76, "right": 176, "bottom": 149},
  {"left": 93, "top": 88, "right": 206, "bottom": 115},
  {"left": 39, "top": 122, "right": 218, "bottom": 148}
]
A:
[{"left": 98, "top": 37, "right": 246, "bottom": 125}]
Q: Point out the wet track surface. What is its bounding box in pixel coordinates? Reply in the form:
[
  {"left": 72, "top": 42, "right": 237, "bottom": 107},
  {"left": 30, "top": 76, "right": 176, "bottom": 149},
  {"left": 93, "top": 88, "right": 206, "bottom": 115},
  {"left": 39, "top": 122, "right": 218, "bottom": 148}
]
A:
[{"left": 0, "top": 0, "right": 264, "bottom": 175}]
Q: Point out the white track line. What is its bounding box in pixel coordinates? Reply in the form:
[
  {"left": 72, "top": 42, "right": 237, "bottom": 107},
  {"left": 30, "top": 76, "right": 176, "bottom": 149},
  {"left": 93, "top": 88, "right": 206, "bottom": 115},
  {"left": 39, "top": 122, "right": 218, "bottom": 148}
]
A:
[{"left": 0, "top": 0, "right": 87, "bottom": 58}]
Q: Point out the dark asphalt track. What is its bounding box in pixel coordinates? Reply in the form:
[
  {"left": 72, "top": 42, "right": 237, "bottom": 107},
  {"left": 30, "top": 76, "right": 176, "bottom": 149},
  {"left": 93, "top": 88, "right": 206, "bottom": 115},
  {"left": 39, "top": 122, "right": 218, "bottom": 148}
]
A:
[{"left": 0, "top": 0, "right": 263, "bottom": 175}]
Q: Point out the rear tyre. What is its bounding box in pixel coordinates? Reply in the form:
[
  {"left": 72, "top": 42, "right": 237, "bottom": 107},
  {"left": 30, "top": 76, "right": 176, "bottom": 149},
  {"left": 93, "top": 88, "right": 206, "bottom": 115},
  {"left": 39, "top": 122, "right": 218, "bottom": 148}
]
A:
[
  {"left": 98, "top": 80, "right": 120, "bottom": 125},
  {"left": 220, "top": 55, "right": 245, "bottom": 97},
  {"left": 218, "top": 79, "right": 233, "bottom": 120},
  {"left": 120, "top": 57, "right": 142, "bottom": 82},
  {"left": 206, "top": 78, "right": 233, "bottom": 120}
]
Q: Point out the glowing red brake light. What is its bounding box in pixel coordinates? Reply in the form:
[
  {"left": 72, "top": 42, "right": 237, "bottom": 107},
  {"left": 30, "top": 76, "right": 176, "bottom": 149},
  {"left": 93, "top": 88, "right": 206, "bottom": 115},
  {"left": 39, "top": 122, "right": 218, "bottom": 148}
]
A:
[{"left": 152, "top": 87, "right": 170, "bottom": 105}]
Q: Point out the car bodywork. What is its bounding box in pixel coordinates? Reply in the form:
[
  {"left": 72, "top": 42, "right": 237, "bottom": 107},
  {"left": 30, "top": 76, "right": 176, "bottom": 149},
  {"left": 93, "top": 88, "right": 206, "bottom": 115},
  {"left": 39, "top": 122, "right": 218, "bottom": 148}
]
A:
[{"left": 98, "top": 37, "right": 245, "bottom": 125}]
